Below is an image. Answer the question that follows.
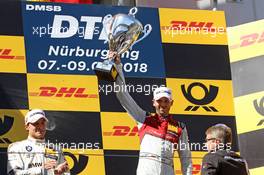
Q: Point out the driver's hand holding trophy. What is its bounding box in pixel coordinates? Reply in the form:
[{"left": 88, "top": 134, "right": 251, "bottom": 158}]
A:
[
  {"left": 44, "top": 145, "right": 70, "bottom": 175},
  {"left": 94, "top": 7, "right": 152, "bottom": 81}
]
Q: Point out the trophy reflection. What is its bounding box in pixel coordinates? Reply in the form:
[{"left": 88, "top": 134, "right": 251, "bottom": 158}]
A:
[{"left": 94, "top": 7, "right": 152, "bottom": 81}]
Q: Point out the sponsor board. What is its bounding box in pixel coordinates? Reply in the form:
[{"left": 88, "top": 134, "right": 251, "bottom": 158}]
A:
[
  {"left": 63, "top": 149, "right": 105, "bottom": 175},
  {"left": 22, "top": 2, "right": 165, "bottom": 78},
  {"left": 159, "top": 8, "right": 227, "bottom": 45},
  {"left": 0, "top": 110, "right": 28, "bottom": 148},
  {"left": 228, "top": 19, "right": 264, "bottom": 63},
  {"left": 0, "top": 36, "right": 26, "bottom": 73},
  {"left": 166, "top": 78, "right": 234, "bottom": 116},
  {"left": 235, "top": 91, "right": 264, "bottom": 134},
  {"left": 27, "top": 74, "right": 100, "bottom": 111},
  {"left": 101, "top": 112, "right": 140, "bottom": 150}
]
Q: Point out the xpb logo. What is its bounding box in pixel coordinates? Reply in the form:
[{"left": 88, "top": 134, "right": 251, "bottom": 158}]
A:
[
  {"left": 0, "top": 49, "right": 24, "bottom": 60},
  {"left": 0, "top": 115, "right": 14, "bottom": 144},
  {"left": 181, "top": 82, "right": 219, "bottom": 112},
  {"left": 103, "top": 126, "right": 138, "bottom": 136},
  {"left": 29, "top": 87, "right": 98, "bottom": 98},
  {"left": 253, "top": 96, "right": 264, "bottom": 126}
]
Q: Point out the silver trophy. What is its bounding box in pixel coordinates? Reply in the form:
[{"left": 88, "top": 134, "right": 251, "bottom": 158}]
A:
[{"left": 94, "top": 7, "right": 152, "bottom": 81}]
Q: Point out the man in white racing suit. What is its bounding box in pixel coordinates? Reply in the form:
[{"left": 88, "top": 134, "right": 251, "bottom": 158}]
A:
[
  {"left": 111, "top": 52, "right": 192, "bottom": 175},
  {"left": 7, "top": 109, "right": 70, "bottom": 175}
]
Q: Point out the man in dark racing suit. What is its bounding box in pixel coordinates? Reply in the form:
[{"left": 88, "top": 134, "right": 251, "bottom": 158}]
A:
[
  {"left": 201, "top": 124, "right": 250, "bottom": 175},
  {"left": 111, "top": 52, "right": 192, "bottom": 175}
]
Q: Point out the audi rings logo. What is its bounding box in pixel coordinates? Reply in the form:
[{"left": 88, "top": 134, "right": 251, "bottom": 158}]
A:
[
  {"left": 0, "top": 115, "right": 14, "bottom": 144},
  {"left": 181, "top": 82, "right": 219, "bottom": 112},
  {"left": 253, "top": 96, "right": 264, "bottom": 126}
]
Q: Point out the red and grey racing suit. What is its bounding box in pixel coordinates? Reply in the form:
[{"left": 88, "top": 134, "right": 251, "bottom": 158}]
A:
[
  {"left": 115, "top": 64, "right": 193, "bottom": 175},
  {"left": 7, "top": 137, "right": 70, "bottom": 175}
]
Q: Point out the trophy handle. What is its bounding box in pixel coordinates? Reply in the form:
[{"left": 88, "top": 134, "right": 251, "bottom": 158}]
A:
[
  {"left": 129, "top": 7, "right": 138, "bottom": 17},
  {"left": 130, "top": 24, "right": 152, "bottom": 50},
  {"left": 102, "top": 14, "right": 113, "bottom": 44}
]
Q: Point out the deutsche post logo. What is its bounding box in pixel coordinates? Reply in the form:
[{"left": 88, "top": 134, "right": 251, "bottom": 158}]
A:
[
  {"left": 0, "top": 115, "right": 14, "bottom": 144},
  {"left": 64, "top": 151, "right": 89, "bottom": 174},
  {"left": 253, "top": 96, "right": 264, "bottom": 126},
  {"left": 181, "top": 82, "right": 219, "bottom": 112}
]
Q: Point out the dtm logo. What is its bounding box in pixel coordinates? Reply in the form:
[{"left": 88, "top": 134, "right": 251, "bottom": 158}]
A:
[
  {"left": 0, "top": 49, "right": 24, "bottom": 60},
  {"left": 103, "top": 126, "right": 138, "bottom": 136},
  {"left": 181, "top": 82, "right": 219, "bottom": 112},
  {"left": 253, "top": 96, "right": 264, "bottom": 126},
  {"left": 64, "top": 152, "right": 89, "bottom": 174},
  {"left": 230, "top": 31, "right": 264, "bottom": 49},
  {"left": 0, "top": 115, "right": 14, "bottom": 144},
  {"left": 26, "top": 4, "right": 61, "bottom": 12},
  {"left": 50, "top": 15, "right": 105, "bottom": 40},
  {"left": 29, "top": 87, "right": 98, "bottom": 98}
]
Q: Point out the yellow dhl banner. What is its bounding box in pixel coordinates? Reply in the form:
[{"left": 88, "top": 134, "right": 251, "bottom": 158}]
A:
[
  {"left": 0, "top": 35, "right": 26, "bottom": 73},
  {"left": 27, "top": 74, "right": 100, "bottom": 111},
  {"left": 228, "top": 19, "right": 264, "bottom": 63},
  {"left": 100, "top": 112, "right": 140, "bottom": 150},
  {"left": 159, "top": 8, "right": 227, "bottom": 45}
]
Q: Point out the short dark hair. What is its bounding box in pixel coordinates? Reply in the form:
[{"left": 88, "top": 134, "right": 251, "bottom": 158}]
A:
[{"left": 206, "top": 124, "right": 232, "bottom": 144}]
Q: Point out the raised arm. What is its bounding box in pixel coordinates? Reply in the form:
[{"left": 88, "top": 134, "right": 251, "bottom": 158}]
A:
[
  {"left": 115, "top": 63, "right": 147, "bottom": 124},
  {"left": 177, "top": 123, "right": 193, "bottom": 175}
]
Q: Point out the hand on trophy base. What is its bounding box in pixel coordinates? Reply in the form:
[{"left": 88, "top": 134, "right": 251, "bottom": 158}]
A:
[{"left": 94, "top": 51, "right": 121, "bottom": 82}]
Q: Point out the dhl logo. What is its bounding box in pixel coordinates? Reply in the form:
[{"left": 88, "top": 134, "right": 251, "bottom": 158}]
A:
[
  {"left": 230, "top": 31, "right": 264, "bottom": 49},
  {"left": 0, "top": 49, "right": 24, "bottom": 60},
  {"left": 161, "top": 21, "right": 220, "bottom": 32},
  {"left": 175, "top": 164, "right": 201, "bottom": 174},
  {"left": 29, "top": 87, "right": 98, "bottom": 98},
  {"left": 103, "top": 126, "right": 138, "bottom": 136}
]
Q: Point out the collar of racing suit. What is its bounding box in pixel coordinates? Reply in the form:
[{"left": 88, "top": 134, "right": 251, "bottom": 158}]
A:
[{"left": 27, "top": 136, "right": 45, "bottom": 144}]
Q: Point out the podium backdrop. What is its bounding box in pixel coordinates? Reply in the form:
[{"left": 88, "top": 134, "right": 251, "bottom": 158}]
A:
[
  {"left": 228, "top": 19, "right": 264, "bottom": 175},
  {"left": 0, "top": 1, "right": 236, "bottom": 174}
]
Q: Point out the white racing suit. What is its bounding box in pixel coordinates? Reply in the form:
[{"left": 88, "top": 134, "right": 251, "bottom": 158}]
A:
[
  {"left": 7, "top": 137, "right": 70, "bottom": 175},
  {"left": 115, "top": 64, "right": 192, "bottom": 175}
]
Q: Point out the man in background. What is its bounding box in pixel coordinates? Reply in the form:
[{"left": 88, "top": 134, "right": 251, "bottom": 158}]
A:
[{"left": 202, "top": 124, "right": 250, "bottom": 175}]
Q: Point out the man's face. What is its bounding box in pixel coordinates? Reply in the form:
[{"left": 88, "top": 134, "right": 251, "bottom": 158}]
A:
[
  {"left": 153, "top": 97, "right": 173, "bottom": 117},
  {"left": 25, "top": 118, "right": 47, "bottom": 139},
  {"left": 205, "top": 133, "right": 219, "bottom": 152}
]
